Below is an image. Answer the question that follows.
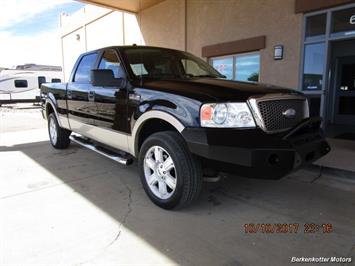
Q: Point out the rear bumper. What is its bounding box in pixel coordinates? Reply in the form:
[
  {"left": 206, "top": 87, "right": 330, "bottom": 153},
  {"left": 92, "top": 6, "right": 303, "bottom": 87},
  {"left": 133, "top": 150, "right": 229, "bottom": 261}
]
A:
[{"left": 181, "top": 117, "right": 330, "bottom": 179}]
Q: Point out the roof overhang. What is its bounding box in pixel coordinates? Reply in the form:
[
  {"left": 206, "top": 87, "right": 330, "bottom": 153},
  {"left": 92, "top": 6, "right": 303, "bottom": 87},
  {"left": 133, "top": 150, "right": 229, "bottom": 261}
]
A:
[{"left": 77, "top": 0, "right": 166, "bottom": 13}]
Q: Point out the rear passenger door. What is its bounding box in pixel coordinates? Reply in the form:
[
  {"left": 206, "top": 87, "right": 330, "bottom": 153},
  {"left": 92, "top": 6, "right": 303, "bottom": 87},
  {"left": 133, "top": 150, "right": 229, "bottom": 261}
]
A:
[
  {"left": 92, "top": 49, "right": 128, "bottom": 133},
  {"left": 67, "top": 52, "right": 98, "bottom": 133}
]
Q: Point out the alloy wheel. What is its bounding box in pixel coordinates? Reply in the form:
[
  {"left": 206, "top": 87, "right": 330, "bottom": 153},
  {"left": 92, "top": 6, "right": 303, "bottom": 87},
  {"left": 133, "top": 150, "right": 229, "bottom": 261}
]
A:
[
  {"left": 49, "top": 117, "right": 58, "bottom": 145},
  {"left": 143, "top": 145, "right": 177, "bottom": 200}
]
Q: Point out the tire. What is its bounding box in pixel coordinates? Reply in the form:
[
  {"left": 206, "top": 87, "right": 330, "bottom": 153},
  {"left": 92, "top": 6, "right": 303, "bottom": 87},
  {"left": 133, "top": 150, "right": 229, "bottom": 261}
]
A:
[
  {"left": 48, "top": 113, "right": 71, "bottom": 149},
  {"left": 138, "top": 131, "right": 203, "bottom": 210}
]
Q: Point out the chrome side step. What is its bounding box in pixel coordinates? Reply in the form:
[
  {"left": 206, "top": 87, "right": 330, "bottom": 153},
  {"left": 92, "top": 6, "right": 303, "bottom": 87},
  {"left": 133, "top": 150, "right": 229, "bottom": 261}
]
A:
[{"left": 70, "top": 134, "right": 133, "bottom": 165}]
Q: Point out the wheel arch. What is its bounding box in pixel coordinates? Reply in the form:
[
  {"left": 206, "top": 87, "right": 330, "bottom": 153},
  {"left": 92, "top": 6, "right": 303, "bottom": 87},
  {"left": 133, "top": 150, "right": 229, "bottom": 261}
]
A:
[
  {"left": 44, "top": 95, "right": 62, "bottom": 127},
  {"left": 129, "top": 111, "right": 185, "bottom": 157}
]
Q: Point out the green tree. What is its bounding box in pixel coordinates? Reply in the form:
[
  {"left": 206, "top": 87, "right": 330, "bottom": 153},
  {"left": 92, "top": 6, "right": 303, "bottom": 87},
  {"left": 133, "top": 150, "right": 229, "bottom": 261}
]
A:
[{"left": 247, "top": 72, "right": 259, "bottom": 82}]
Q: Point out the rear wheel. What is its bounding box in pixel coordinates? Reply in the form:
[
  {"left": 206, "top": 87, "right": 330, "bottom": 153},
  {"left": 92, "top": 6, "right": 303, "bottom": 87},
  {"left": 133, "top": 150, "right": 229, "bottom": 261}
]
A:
[
  {"left": 139, "top": 131, "right": 203, "bottom": 210},
  {"left": 48, "top": 113, "right": 71, "bottom": 149}
]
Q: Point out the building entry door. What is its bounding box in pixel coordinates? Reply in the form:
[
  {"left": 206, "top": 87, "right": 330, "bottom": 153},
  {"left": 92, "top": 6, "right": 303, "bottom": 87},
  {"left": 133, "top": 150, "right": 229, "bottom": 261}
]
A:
[{"left": 333, "top": 56, "right": 355, "bottom": 125}]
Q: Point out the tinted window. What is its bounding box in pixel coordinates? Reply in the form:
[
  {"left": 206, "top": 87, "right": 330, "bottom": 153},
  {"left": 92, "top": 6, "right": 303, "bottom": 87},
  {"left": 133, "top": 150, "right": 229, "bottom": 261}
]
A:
[
  {"left": 131, "top": 64, "right": 148, "bottom": 76},
  {"left": 74, "top": 53, "right": 98, "bottom": 83},
  {"left": 181, "top": 59, "right": 210, "bottom": 77},
  {"left": 14, "top": 80, "right": 28, "bottom": 88},
  {"left": 331, "top": 7, "right": 355, "bottom": 36},
  {"left": 235, "top": 53, "right": 260, "bottom": 82},
  {"left": 211, "top": 57, "right": 233, "bottom": 80},
  {"left": 51, "top": 78, "right": 61, "bottom": 83},
  {"left": 123, "top": 48, "right": 223, "bottom": 79},
  {"left": 303, "top": 43, "right": 325, "bottom": 90},
  {"left": 99, "top": 50, "right": 124, "bottom": 78},
  {"left": 305, "top": 14, "right": 327, "bottom": 39}
]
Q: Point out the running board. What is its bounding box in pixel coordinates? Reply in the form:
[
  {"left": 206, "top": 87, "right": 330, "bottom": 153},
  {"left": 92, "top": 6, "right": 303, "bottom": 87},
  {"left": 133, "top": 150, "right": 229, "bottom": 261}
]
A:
[{"left": 70, "top": 134, "right": 133, "bottom": 165}]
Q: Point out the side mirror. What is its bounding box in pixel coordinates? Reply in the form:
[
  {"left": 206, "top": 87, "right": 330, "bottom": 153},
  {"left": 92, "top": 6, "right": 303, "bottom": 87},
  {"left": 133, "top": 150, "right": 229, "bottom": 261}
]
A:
[{"left": 91, "top": 69, "right": 123, "bottom": 87}]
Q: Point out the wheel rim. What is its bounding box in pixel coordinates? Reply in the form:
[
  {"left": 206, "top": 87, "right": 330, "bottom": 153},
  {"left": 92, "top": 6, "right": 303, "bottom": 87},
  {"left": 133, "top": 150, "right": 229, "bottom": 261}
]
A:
[
  {"left": 49, "top": 117, "right": 57, "bottom": 145},
  {"left": 143, "top": 145, "right": 177, "bottom": 200}
]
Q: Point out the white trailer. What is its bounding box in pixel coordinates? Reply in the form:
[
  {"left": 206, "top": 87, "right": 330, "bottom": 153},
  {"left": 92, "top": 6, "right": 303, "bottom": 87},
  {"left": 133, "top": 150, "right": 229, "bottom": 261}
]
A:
[{"left": 0, "top": 64, "right": 63, "bottom": 104}]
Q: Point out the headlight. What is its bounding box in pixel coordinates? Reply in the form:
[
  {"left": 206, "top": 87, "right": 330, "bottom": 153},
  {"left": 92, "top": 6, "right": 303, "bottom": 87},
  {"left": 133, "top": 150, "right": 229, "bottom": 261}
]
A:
[{"left": 200, "top": 102, "right": 256, "bottom": 128}]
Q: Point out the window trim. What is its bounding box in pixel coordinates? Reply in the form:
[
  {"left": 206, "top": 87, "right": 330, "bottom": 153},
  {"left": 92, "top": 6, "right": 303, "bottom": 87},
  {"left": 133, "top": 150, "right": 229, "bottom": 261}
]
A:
[
  {"left": 299, "top": 2, "right": 355, "bottom": 128},
  {"left": 300, "top": 3, "right": 355, "bottom": 92},
  {"left": 302, "top": 42, "right": 326, "bottom": 91},
  {"left": 209, "top": 51, "right": 261, "bottom": 82},
  {"left": 202, "top": 36, "right": 265, "bottom": 58},
  {"left": 304, "top": 13, "right": 327, "bottom": 42}
]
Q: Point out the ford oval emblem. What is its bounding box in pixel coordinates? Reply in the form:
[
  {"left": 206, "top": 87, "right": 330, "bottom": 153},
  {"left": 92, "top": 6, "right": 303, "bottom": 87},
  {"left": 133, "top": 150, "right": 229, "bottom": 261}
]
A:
[{"left": 282, "top": 108, "right": 296, "bottom": 119}]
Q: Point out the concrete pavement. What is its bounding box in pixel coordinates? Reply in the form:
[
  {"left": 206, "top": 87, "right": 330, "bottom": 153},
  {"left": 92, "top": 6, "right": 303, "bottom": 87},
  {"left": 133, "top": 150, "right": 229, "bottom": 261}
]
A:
[{"left": 0, "top": 104, "right": 354, "bottom": 266}]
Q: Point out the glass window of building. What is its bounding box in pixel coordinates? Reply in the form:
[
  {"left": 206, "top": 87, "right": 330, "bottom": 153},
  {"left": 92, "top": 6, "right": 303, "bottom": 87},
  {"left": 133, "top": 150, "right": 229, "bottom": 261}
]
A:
[
  {"left": 331, "top": 7, "right": 355, "bottom": 36},
  {"left": 302, "top": 43, "right": 325, "bottom": 90},
  {"left": 305, "top": 14, "right": 327, "bottom": 39},
  {"left": 211, "top": 57, "right": 233, "bottom": 80},
  {"left": 210, "top": 52, "right": 260, "bottom": 82},
  {"left": 235, "top": 53, "right": 260, "bottom": 82}
]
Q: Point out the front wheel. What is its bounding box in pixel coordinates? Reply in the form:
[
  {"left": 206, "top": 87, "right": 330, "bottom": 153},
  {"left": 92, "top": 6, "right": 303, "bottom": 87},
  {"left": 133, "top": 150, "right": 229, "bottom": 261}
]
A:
[
  {"left": 138, "top": 131, "right": 203, "bottom": 210},
  {"left": 48, "top": 113, "right": 71, "bottom": 149}
]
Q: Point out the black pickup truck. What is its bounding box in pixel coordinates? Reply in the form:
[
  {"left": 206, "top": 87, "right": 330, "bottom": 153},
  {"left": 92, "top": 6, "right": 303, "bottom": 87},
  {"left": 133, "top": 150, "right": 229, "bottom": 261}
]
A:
[{"left": 41, "top": 46, "right": 330, "bottom": 209}]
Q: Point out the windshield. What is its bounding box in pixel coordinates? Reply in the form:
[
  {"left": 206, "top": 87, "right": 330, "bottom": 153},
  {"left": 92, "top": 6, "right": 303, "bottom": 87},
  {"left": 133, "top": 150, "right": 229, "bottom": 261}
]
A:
[{"left": 122, "top": 48, "right": 224, "bottom": 80}]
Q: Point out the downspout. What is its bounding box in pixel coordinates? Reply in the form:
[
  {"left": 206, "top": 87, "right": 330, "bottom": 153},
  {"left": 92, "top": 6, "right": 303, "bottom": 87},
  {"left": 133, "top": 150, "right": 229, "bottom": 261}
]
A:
[
  {"left": 59, "top": 14, "right": 66, "bottom": 81},
  {"left": 184, "top": 0, "right": 187, "bottom": 52}
]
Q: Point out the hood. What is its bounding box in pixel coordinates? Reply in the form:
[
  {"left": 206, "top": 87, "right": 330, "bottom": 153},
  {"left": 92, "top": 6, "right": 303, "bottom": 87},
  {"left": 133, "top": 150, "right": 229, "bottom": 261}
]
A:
[{"left": 134, "top": 78, "right": 302, "bottom": 102}]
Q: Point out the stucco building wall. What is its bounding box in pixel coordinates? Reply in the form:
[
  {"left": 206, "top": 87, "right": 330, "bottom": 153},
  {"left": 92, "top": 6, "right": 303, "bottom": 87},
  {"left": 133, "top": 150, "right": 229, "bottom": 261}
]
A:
[
  {"left": 139, "top": 0, "right": 186, "bottom": 51},
  {"left": 60, "top": 5, "right": 143, "bottom": 81},
  {"left": 138, "top": 0, "right": 303, "bottom": 89},
  {"left": 61, "top": 1, "right": 303, "bottom": 88},
  {"left": 186, "top": 0, "right": 303, "bottom": 89}
]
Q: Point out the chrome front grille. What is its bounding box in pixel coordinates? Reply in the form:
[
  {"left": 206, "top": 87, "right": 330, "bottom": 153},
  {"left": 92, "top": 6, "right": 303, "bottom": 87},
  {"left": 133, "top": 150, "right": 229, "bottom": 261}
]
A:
[{"left": 248, "top": 94, "right": 309, "bottom": 133}]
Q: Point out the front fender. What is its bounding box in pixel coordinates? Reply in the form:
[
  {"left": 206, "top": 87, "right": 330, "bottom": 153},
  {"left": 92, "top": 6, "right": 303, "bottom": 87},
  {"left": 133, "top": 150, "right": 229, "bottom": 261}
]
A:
[
  {"left": 130, "top": 88, "right": 202, "bottom": 128},
  {"left": 128, "top": 110, "right": 185, "bottom": 156}
]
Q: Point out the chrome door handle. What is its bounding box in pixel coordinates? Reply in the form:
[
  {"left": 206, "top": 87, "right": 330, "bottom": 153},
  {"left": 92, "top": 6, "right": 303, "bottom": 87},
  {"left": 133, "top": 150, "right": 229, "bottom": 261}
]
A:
[
  {"left": 129, "top": 93, "right": 141, "bottom": 101},
  {"left": 88, "top": 91, "right": 95, "bottom": 101},
  {"left": 67, "top": 90, "right": 72, "bottom": 99}
]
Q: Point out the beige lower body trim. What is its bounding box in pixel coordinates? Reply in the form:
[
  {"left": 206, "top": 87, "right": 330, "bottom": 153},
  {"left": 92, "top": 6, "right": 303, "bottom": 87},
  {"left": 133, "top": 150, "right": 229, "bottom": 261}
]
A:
[
  {"left": 68, "top": 118, "right": 130, "bottom": 153},
  {"left": 59, "top": 114, "right": 71, "bottom": 130},
  {"left": 60, "top": 111, "right": 185, "bottom": 158}
]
